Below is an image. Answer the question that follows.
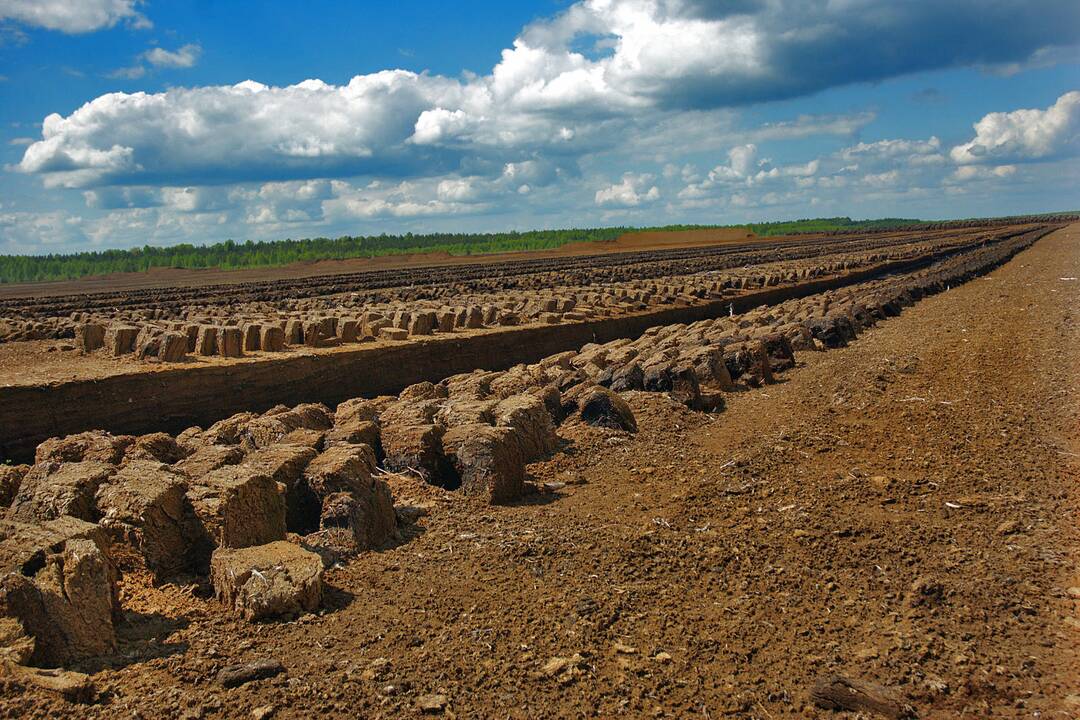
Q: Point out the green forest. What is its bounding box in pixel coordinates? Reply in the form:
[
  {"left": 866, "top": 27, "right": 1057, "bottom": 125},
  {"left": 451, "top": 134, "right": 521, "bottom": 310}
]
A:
[
  {"left": 0, "top": 217, "right": 933, "bottom": 284},
  {"left": 746, "top": 216, "right": 925, "bottom": 236}
]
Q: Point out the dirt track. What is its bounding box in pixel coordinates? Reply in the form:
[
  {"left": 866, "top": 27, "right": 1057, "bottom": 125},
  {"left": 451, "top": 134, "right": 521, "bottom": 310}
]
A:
[{"left": 4, "top": 225, "right": 1077, "bottom": 718}]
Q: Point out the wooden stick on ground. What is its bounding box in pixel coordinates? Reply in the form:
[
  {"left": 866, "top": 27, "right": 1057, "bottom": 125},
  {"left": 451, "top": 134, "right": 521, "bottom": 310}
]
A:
[{"left": 811, "top": 674, "right": 917, "bottom": 720}]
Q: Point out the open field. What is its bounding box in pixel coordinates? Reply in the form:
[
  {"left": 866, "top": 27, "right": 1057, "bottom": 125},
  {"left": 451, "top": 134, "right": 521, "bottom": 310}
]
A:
[
  {"left": 0, "top": 227, "right": 756, "bottom": 299},
  {"left": 2, "top": 213, "right": 1070, "bottom": 299},
  {"left": 0, "top": 220, "right": 1076, "bottom": 718}
]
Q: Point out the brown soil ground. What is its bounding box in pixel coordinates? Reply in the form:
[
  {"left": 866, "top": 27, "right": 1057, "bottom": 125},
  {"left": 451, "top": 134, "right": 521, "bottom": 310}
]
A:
[
  {"left": 5, "top": 225, "right": 1078, "bottom": 718},
  {"left": 0, "top": 325, "right": 479, "bottom": 387},
  {"left": 0, "top": 228, "right": 756, "bottom": 300}
]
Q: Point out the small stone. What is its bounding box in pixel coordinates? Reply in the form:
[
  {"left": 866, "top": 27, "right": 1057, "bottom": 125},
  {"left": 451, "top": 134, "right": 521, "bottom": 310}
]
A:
[
  {"left": 417, "top": 693, "right": 448, "bottom": 713},
  {"left": 539, "top": 653, "right": 586, "bottom": 684},
  {"left": 541, "top": 657, "right": 570, "bottom": 677},
  {"left": 869, "top": 475, "right": 892, "bottom": 492},
  {"left": 251, "top": 705, "right": 275, "bottom": 720},
  {"left": 360, "top": 657, "right": 390, "bottom": 681},
  {"left": 854, "top": 646, "right": 880, "bottom": 660},
  {"left": 652, "top": 652, "right": 672, "bottom": 663},
  {"left": 995, "top": 519, "right": 1020, "bottom": 535},
  {"left": 614, "top": 641, "right": 638, "bottom": 655},
  {"left": 395, "top": 506, "right": 429, "bottom": 526},
  {"left": 2, "top": 664, "right": 95, "bottom": 703}
]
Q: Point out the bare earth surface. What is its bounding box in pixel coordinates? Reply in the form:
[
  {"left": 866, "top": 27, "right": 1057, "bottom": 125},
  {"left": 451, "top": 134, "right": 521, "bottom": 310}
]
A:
[
  {"left": 5, "top": 226, "right": 1078, "bottom": 718},
  {"left": 0, "top": 228, "right": 756, "bottom": 300}
]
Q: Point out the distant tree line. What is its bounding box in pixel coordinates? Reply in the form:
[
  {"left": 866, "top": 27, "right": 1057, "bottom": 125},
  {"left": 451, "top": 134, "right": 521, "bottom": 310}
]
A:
[
  {"left": 0, "top": 229, "right": 621, "bottom": 283},
  {"left": 746, "top": 217, "right": 925, "bottom": 236}
]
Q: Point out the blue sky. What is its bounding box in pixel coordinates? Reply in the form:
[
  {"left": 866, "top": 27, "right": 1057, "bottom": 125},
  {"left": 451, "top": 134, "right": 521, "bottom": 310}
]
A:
[{"left": 1, "top": 0, "right": 1078, "bottom": 255}]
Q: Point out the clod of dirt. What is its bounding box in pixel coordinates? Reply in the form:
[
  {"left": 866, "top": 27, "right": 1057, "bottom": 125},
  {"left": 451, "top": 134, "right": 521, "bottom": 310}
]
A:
[
  {"left": 218, "top": 659, "right": 284, "bottom": 688},
  {"left": 417, "top": 693, "right": 448, "bottom": 713},
  {"left": 540, "top": 653, "right": 588, "bottom": 684},
  {"left": 251, "top": 705, "right": 275, "bottom": 720},
  {"left": 0, "top": 661, "right": 95, "bottom": 703}
]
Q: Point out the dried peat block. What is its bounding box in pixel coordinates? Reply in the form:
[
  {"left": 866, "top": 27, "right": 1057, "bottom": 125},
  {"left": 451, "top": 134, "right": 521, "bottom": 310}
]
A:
[
  {"left": 0, "top": 466, "right": 27, "bottom": 508},
  {"left": 260, "top": 324, "right": 286, "bottom": 352},
  {"left": 324, "top": 418, "right": 381, "bottom": 454},
  {"left": 35, "top": 430, "right": 133, "bottom": 465},
  {"left": 95, "top": 461, "right": 200, "bottom": 580},
  {"left": 334, "top": 395, "right": 393, "bottom": 425},
  {"left": 7, "top": 461, "right": 115, "bottom": 523},
  {"left": 104, "top": 325, "right": 139, "bottom": 356},
  {"left": 158, "top": 331, "right": 188, "bottom": 362},
  {"left": 0, "top": 517, "right": 118, "bottom": 666},
  {"left": 244, "top": 444, "right": 319, "bottom": 534},
  {"left": 74, "top": 323, "right": 105, "bottom": 354},
  {"left": 210, "top": 541, "right": 323, "bottom": 621},
  {"left": 243, "top": 403, "right": 333, "bottom": 449},
  {"left": 442, "top": 424, "right": 526, "bottom": 503},
  {"left": 572, "top": 385, "right": 638, "bottom": 432},
  {"left": 124, "top": 432, "right": 187, "bottom": 464},
  {"left": 380, "top": 423, "right": 446, "bottom": 483},
  {"left": 217, "top": 326, "right": 243, "bottom": 358},
  {"left": 187, "top": 465, "right": 286, "bottom": 568},
  {"left": 304, "top": 445, "right": 396, "bottom": 550},
  {"left": 195, "top": 325, "right": 217, "bottom": 356},
  {"left": 493, "top": 393, "right": 559, "bottom": 460},
  {"left": 174, "top": 445, "right": 245, "bottom": 478}
]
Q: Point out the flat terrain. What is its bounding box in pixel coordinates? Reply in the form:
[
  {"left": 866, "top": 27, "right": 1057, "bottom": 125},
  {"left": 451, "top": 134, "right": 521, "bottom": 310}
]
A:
[
  {"left": 0, "top": 225, "right": 1007, "bottom": 388},
  {"left": 0, "top": 228, "right": 756, "bottom": 299},
  {"left": 8, "top": 226, "right": 1076, "bottom": 717}
]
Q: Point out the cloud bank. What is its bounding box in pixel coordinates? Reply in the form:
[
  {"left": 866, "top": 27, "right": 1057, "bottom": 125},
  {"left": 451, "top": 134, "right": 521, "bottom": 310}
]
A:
[
  {"left": 16, "top": 0, "right": 1080, "bottom": 190},
  {"left": 0, "top": 0, "right": 148, "bottom": 33}
]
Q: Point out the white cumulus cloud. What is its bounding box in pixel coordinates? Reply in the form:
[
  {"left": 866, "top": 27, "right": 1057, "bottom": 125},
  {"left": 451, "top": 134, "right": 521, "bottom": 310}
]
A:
[
  {"left": 0, "top": 0, "right": 149, "bottom": 33},
  {"left": 144, "top": 43, "right": 201, "bottom": 69},
  {"left": 17, "top": 72, "right": 461, "bottom": 188},
  {"left": 951, "top": 90, "right": 1080, "bottom": 164},
  {"left": 595, "top": 173, "right": 660, "bottom": 207}
]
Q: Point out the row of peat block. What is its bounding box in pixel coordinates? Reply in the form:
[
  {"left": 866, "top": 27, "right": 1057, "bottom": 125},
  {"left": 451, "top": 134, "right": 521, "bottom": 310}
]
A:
[
  {"left": 65, "top": 238, "right": 971, "bottom": 362},
  {"left": 1, "top": 226, "right": 970, "bottom": 345}
]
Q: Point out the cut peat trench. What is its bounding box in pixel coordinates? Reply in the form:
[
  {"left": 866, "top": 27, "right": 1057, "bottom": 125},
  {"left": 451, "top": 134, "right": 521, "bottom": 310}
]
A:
[{"left": 0, "top": 230, "right": 1051, "bottom": 464}]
